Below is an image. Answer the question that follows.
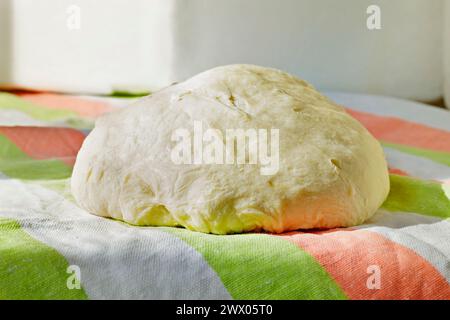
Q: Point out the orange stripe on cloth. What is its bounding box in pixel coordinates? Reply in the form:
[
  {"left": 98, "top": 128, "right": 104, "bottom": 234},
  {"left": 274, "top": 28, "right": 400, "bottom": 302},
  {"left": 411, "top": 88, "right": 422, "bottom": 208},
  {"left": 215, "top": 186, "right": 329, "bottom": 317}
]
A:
[
  {"left": 277, "top": 229, "right": 450, "bottom": 300},
  {"left": 388, "top": 167, "right": 409, "bottom": 176},
  {"left": 346, "top": 108, "right": 450, "bottom": 153},
  {"left": 18, "top": 93, "right": 113, "bottom": 117},
  {"left": 0, "top": 127, "right": 85, "bottom": 166}
]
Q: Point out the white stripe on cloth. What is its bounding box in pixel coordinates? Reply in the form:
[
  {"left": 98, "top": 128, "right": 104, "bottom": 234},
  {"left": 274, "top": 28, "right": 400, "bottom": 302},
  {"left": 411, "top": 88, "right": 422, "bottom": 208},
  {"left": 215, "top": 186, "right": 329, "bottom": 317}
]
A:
[
  {"left": 383, "top": 146, "right": 450, "bottom": 182},
  {"left": 0, "top": 109, "right": 50, "bottom": 126},
  {"left": 0, "top": 179, "right": 231, "bottom": 300},
  {"left": 76, "top": 95, "right": 139, "bottom": 109},
  {"left": 358, "top": 210, "right": 450, "bottom": 283}
]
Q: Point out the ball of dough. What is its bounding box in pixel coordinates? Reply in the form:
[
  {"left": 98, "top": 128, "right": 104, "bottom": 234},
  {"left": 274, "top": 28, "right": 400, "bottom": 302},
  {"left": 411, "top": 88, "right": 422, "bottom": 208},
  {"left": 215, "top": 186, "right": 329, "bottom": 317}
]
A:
[{"left": 71, "top": 64, "right": 390, "bottom": 234}]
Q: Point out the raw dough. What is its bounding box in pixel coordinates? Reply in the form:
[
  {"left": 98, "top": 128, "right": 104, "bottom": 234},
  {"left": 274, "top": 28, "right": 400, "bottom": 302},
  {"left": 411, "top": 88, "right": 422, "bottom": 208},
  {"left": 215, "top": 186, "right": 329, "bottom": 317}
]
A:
[{"left": 71, "top": 64, "right": 390, "bottom": 234}]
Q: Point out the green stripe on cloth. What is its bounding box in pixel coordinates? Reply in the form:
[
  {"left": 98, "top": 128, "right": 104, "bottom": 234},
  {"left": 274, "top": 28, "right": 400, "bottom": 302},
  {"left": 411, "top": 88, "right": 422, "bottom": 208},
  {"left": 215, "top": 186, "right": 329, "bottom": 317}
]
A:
[
  {"left": 382, "top": 174, "right": 450, "bottom": 218},
  {"left": 110, "top": 90, "right": 150, "bottom": 98},
  {"left": 0, "top": 135, "right": 72, "bottom": 179},
  {"left": 0, "top": 218, "right": 88, "bottom": 299},
  {"left": 166, "top": 228, "right": 347, "bottom": 300},
  {"left": 443, "top": 184, "right": 450, "bottom": 200},
  {"left": 0, "top": 93, "right": 93, "bottom": 128},
  {"left": 381, "top": 141, "right": 450, "bottom": 167}
]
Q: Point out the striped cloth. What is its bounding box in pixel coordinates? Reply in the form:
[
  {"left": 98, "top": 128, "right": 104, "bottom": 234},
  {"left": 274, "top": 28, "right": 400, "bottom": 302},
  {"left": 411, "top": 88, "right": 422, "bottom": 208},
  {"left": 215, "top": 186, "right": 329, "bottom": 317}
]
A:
[{"left": 0, "top": 91, "right": 449, "bottom": 300}]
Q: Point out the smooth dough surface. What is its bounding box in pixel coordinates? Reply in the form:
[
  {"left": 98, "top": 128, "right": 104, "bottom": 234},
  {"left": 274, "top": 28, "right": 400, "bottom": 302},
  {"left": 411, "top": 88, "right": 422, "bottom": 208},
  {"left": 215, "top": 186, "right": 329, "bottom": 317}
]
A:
[{"left": 71, "top": 64, "right": 390, "bottom": 234}]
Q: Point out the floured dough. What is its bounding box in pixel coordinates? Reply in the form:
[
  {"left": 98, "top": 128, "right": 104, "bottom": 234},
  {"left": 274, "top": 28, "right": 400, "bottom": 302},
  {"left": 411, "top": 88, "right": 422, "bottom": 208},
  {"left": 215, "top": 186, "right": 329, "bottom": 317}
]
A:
[{"left": 71, "top": 64, "right": 390, "bottom": 234}]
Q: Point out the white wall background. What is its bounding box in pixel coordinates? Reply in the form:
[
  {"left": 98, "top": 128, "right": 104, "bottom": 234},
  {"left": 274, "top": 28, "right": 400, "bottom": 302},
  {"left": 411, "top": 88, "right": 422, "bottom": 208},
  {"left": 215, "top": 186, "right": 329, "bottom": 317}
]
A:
[
  {"left": 443, "top": 0, "right": 450, "bottom": 107},
  {"left": 0, "top": 0, "right": 447, "bottom": 105},
  {"left": 0, "top": 0, "right": 11, "bottom": 84},
  {"left": 173, "top": 0, "right": 444, "bottom": 102},
  {"left": 0, "top": 0, "right": 175, "bottom": 92}
]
